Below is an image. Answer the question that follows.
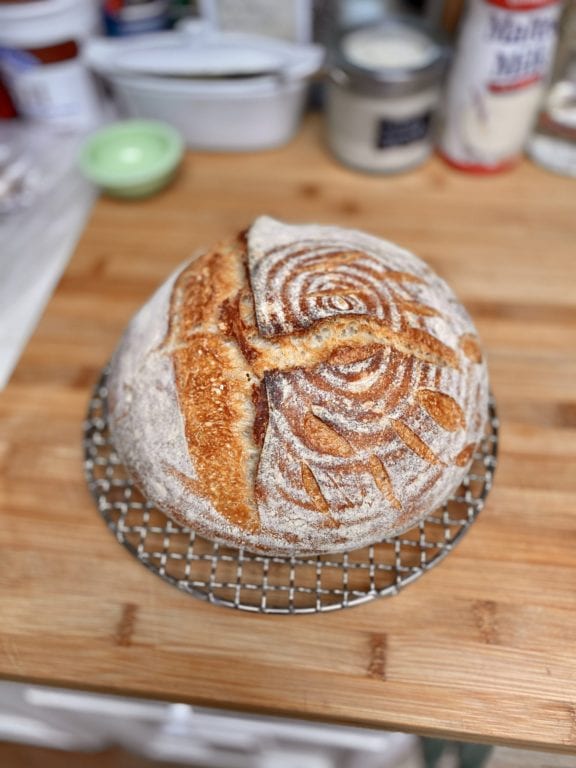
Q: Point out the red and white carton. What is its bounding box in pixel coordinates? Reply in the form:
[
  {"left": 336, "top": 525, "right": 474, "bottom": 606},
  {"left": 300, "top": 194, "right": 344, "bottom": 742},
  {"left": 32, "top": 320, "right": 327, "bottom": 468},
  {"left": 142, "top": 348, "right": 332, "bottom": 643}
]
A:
[{"left": 439, "top": 0, "right": 563, "bottom": 172}]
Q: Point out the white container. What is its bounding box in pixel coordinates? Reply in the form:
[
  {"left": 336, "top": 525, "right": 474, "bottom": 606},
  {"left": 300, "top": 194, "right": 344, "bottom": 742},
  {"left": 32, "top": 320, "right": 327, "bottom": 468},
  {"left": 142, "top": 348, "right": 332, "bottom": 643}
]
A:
[
  {"left": 326, "top": 21, "right": 448, "bottom": 174},
  {"left": 439, "top": 0, "right": 563, "bottom": 173},
  {"left": 112, "top": 74, "right": 308, "bottom": 150},
  {"left": 0, "top": 0, "right": 101, "bottom": 128},
  {"left": 85, "top": 32, "right": 323, "bottom": 150}
]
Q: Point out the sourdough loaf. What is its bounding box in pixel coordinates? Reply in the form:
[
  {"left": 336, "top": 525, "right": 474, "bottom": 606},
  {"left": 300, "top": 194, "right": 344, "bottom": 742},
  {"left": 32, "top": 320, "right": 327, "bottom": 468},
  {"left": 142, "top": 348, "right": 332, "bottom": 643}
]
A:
[{"left": 108, "top": 217, "right": 489, "bottom": 556}]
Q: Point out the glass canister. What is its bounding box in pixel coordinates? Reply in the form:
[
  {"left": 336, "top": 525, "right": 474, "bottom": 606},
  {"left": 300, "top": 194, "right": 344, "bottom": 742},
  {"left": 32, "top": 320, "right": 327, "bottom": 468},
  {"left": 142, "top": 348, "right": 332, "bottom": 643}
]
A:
[{"left": 326, "top": 19, "right": 448, "bottom": 174}]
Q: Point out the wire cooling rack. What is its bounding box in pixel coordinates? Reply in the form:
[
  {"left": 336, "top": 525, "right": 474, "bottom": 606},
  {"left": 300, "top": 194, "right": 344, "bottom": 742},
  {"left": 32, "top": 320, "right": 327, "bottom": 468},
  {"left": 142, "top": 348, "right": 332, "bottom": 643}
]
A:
[{"left": 84, "top": 368, "right": 499, "bottom": 614}]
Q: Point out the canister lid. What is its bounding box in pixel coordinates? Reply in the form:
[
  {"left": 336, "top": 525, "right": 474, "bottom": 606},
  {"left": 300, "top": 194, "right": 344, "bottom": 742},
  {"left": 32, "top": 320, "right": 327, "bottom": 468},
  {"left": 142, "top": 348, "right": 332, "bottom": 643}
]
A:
[{"left": 329, "top": 19, "right": 449, "bottom": 97}]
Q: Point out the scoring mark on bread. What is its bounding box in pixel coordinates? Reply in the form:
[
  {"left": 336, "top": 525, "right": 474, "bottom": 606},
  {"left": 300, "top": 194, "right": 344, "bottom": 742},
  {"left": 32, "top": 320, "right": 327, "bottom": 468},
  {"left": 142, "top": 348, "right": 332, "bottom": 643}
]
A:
[
  {"left": 166, "top": 463, "right": 259, "bottom": 531},
  {"left": 301, "top": 463, "right": 330, "bottom": 513},
  {"left": 229, "top": 316, "right": 459, "bottom": 379},
  {"left": 251, "top": 380, "right": 270, "bottom": 447},
  {"left": 368, "top": 456, "right": 401, "bottom": 509},
  {"left": 459, "top": 333, "right": 483, "bottom": 363},
  {"left": 327, "top": 343, "right": 382, "bottom": 367},
  {"left": 402, "top": 328, "right": 459, "bottom": 369},
  {"left": 391, "top": 420, "right": 442, "bottom": 465},
  {"left": 161, "top": 246, "right": 262, "bottom": 535},
  {"left": 396, "top": 297, "right": 442, "bottom": 318},
  {"left": 385, "top": 270, "right": 425, "bottom": 284},
  {"left": 416, "top": 389, "right": 465, "bottom": 432},
  {"left": 303, "top": 250, "right": 365, "bottom": 272},
  {"left": 455, "top": 443, "right": 476, "bottom": 467},
  {"left": 302, "top": 411, "right": 354, "bottom": 457},
  {"left": 300, "top": 464, "right": 341, "bottom": 528}
]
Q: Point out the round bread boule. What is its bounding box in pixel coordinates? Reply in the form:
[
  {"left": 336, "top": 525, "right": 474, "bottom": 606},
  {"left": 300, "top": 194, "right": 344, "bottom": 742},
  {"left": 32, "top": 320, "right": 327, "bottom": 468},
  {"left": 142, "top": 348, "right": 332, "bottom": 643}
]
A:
[{"left": 108, "top": 216, "right": 489, "bottom": 556}]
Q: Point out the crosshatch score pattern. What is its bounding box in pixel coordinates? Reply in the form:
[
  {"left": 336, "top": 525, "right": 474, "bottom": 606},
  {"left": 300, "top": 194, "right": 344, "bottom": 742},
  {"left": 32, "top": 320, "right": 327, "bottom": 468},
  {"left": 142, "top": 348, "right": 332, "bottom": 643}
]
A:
[{"left": 84, "top": 367, "right": 499, "bottom": 614}]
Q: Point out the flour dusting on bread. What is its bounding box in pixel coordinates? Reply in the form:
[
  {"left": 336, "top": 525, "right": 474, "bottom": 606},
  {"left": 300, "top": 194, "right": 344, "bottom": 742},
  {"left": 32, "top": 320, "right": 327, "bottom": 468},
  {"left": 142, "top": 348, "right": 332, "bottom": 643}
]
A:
[{"left": 108, "top": 217, "right": 489, "bottom": 555}]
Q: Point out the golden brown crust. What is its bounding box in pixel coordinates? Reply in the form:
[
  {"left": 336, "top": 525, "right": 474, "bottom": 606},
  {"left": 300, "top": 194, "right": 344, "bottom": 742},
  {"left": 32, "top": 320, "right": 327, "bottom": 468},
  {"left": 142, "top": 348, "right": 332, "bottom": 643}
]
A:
[
  {"left": 395, "top": 297, "right": 442, "bottom": 318},
  {"left": 455, "top": 443, "right": 477, "bottom": 467},
  {"left": 385, "top": 270, "right": 426, "bottom": 284},
  {"left": 163, "top": 248, "right": 239, "bottom": 346},
  {"left": 327, "top": 344, "right": 382, "bottom": 366},
  {"left": 220, "top": 313, "right": 461, "bottom": 380},
  {"left": 416, "top": 389, "right": 466, "bottom": 432},
  {"left": 401, "top": 328, "right": 460, "bottom": 369},
  {"left": 459, "top": 333, "right": 483, "bottom": 363},
  {"left": 163, "top": 244, "right": 260, "bottom": 533},
  {"left": 300, "top": 250, "right": 365, "bottom": 272},
  {"left": 109, "top": 217, "right": 489, "bottom": 556}
]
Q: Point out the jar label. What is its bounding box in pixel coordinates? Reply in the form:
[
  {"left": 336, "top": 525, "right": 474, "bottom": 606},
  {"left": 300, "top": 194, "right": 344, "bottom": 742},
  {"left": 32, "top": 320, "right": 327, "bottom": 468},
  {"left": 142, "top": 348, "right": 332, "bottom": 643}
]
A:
[{"left": 376, "top": 113, "right": 432, "bottom": 150}]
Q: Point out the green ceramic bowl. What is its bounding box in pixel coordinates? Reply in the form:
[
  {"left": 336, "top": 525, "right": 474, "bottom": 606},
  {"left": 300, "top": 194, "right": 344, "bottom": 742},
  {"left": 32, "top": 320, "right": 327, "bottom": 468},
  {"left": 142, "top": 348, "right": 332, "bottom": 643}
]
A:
[{"left": 79, "top": 120, "right": 184, "bottom": 199}]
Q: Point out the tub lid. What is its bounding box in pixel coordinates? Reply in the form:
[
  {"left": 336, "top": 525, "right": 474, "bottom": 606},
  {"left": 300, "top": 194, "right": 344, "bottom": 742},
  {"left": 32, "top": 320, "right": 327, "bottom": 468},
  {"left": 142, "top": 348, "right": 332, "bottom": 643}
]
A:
[{"left": 85, "top": 31, "right": 324, "bottom": 82}]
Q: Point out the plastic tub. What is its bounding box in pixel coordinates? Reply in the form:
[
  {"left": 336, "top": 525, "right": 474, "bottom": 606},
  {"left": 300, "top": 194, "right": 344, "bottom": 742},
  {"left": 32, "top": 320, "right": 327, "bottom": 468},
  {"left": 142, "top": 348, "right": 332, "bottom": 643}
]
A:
[{"left": 112, "top": 73, "right": 309, "bottom": 151}]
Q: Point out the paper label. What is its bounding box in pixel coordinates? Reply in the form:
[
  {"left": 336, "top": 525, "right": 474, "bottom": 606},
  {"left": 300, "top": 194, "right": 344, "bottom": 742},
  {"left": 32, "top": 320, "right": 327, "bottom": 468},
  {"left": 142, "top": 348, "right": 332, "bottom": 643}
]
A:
[
  {"left": 440, "top": 0, "right": 562, "bottom": 169},
  {"left": 0, "top": 44, "right": 99, "bottom": 127},
  {"left": 376, "top": 113, "right": 432, "bottom": 150}
]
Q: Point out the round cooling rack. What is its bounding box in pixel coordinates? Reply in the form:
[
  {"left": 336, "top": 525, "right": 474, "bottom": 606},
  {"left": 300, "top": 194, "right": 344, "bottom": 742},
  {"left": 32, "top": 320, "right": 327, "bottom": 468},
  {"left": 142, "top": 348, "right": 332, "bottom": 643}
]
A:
[{"left": 84, "top": 367, "right": 499, "bottom": 615}]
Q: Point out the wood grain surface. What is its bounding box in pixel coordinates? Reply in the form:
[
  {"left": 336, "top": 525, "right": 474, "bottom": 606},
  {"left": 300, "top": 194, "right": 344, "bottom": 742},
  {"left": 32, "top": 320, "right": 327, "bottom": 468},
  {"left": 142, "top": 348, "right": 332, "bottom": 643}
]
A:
[{"left": 1, "top": 117, "right": 576, "bottom": 752}]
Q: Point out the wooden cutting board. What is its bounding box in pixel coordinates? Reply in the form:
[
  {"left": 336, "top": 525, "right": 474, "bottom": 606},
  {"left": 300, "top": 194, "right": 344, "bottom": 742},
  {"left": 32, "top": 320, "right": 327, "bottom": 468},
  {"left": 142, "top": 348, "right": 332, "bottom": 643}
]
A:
[{"left": 1, "top": 117, "right": 576, "bottom": 752}]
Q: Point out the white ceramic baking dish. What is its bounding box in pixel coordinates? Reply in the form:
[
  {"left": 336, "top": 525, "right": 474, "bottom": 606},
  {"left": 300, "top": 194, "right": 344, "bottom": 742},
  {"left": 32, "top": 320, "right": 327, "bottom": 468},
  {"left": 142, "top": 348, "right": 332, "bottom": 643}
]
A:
[{"left": 85, "top": 32, "right": 324, "bottom": 151}]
